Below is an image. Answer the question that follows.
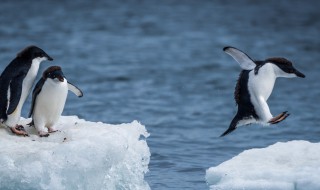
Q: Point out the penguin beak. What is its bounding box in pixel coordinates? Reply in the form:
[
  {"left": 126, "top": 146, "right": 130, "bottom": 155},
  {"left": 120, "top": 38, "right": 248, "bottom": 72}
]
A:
[
  {"left": 45, "top": 54, "right": 53, "bottom": 61},
  {"left": 47, "top": 56, "right": 53, "bottom": 61},
  {"left": 294, "top": 69, "right": 305, "bottom": 78}
]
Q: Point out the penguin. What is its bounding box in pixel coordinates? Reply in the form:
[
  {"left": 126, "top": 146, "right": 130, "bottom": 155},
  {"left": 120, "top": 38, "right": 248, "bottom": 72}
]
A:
[
  {"left": 0, "top": 45, "right": 53, "bottom": 136},
  {"left": 220, "top": 46, "right": 305, "bottom": 137},
  {"left": 29, "top": 66, "right": 83, "bottom": 137}
]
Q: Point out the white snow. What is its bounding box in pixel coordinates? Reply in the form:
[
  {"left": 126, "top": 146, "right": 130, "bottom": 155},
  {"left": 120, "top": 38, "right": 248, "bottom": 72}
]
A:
[
  {"left": 0, "top": 116, "right": 150, "bottom": 190},
  {"left": 206, "top": 140, "right": 320, "bottom": 190}
]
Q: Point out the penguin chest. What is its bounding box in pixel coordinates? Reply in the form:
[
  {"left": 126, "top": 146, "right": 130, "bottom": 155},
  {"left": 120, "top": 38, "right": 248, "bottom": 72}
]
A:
[
  {"left": 34, "top": 80, "right": 68, "bottom": 123},
  {"left": 246, "top": 64, "right": 277, "bottom": 121},
  {"left": 247, "top": 64, "right": 276, "bottom": 101},
  {"left": 20, "top": 60, "right": 41, "bottom": 107}
]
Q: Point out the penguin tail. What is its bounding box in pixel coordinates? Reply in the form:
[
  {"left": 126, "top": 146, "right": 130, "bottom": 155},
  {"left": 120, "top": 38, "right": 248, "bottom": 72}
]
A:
[{"left": 220, "top": 116, "right": 239, "bottom": 137}]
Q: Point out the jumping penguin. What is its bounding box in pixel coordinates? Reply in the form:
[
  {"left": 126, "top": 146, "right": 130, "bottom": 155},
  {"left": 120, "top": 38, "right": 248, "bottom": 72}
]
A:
[
  {"left": 0, "top": 45, "right": 53, "bottom": 136},
  {"left": 220, "top": 46, "right": 305, "bottom": 137},
  {"left": 29, "top": 66, "right": 83, "bottom": 137}
]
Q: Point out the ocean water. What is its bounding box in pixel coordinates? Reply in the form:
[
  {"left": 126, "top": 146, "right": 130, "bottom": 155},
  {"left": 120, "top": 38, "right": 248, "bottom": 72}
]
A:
[{"left": 0, "top": 0, "right": 319, "bottom": 189}]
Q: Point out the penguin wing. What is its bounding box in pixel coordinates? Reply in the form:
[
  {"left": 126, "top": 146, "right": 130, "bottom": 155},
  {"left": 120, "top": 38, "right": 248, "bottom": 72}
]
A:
[
  {"left": 7, "top": 73, "right": 26, "bottom": 115},
  {"left": 68, "top": 82, "right": 83, "bottom": 97},
  {"left": 0, "top": 59, "right": 31, "bottom": 117},
  {"left": 29, "top": 78, "right": 45, "bottom": 117},
  {"left": 0, "top": 77, "right": 11, "bottom": 120},
  {"left": 223, "top": 46, "right": 256, "bottom": 70}
]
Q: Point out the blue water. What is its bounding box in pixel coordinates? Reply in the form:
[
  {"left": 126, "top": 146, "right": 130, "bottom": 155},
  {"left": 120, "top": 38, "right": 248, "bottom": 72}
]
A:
[{"left": 0, "top": 0, "right": 319, "bottom": 189}]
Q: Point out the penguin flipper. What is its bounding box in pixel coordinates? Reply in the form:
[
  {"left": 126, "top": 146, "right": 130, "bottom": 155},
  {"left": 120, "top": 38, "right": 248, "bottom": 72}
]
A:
[
  {"left": 223, "top": 46, "right": 256, "bottom": 70},
  {"left": 7, "top": 74, "right": 25, "bottom": 115},
  {"left": 68, "top": 82, "right": 83, "bottom": 97},
  {"left": 29, "top": 78, "right": 45, "bottom": 118},
  {"left": 220, "top": 116, "right": 239, "bottom": 137},
  {"left": 0, "top": 78, "right": 10, "bottom": 120}
]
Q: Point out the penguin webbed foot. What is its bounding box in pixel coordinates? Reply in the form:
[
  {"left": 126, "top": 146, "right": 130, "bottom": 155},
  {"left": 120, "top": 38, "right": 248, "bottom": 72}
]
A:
[
  {"left": 48, "top": 128, "right": 59, "bottom": 133},
  {"left": 38, "top": 128, "right": 60, "bottom": 137},
  {"left": 39, "top": 132, "right": 50, "bottom": 137},
  {"left": 268, "top": 111, "right": 290, "bottom": 124},
  {"left": 10, "top": 125, "right": 29, "bottom": 137}
]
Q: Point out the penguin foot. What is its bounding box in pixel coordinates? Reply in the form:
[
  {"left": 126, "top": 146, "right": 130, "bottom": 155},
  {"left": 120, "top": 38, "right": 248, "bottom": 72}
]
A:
[
  {"left": 268, "top": 111, "right": 290, "bottom": 124},
  {"left": 39, "top": 132, "right": 50, "bottom": 137},
  {"left": 10, "top": 125, "right": 29, "bottom": 137},
  {"left": 48, "top": 128, "right": 59, "bottom": 133}
]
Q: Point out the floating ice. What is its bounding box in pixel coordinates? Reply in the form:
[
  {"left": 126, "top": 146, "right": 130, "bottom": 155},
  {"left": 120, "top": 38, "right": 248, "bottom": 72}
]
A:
[
  {"left": 206, "top": 140, "right": 320, "bottom": 190},
  {"left": 0, "top": 116, "right": 150, "bottom": 190}
]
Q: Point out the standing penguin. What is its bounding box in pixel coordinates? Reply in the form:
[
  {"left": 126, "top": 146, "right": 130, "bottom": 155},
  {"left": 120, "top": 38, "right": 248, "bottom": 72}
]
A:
[
  {"left": 29, "top": 66, "right": 83, "bottom": 137},
  {"left": 0, "top": 45, "right": 53, "bottom": 136},
  {"left": 220, "top": 46, "right": 305, "bottom": 137}
]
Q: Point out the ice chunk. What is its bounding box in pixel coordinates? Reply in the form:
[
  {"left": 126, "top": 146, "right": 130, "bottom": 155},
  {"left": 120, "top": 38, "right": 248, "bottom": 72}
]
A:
[
  {"left": 206, "top": 141, "right": 320, "bottom": 190},
  {"left": 0, "top": 116, "right": 150, "bottom": 190}
]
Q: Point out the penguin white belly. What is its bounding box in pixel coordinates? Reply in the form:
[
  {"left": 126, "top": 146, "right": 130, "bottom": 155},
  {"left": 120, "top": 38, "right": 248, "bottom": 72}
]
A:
[
  {"left": 248, "top": 64, "right": 276, "bottom": 100},
  {"left": 248, "top": 64, "right": 276, "bottom": 122},
  {"left": 33, "top": 79, "right": 68, "bottom": 132},
  {"left": 5, "top": 59, "right": 41, "bottom": 127}
]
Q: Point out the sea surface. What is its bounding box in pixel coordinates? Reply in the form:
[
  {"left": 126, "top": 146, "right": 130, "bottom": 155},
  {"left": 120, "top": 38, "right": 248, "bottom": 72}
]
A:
[{"left": 0, "top": 0, "right": 319, "bottom": 189}]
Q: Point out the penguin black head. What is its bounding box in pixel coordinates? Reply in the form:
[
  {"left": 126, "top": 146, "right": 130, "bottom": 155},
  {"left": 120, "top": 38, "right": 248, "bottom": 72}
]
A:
[
  {"left": 17, "top": 45, "right": 53, "bottom": 62},
  {"left": 266, "top": 57, "right": 305, "bottom": 78},
  {"left": 43, "top": 66, "right": 65, "bottom": 82}
]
